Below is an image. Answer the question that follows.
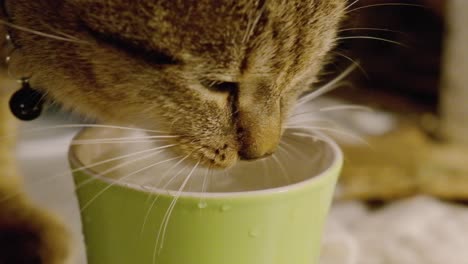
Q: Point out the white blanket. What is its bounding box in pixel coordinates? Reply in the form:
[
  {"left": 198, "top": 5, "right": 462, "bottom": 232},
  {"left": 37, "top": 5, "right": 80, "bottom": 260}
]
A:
[{"left": 321, "top": 196, "right": 468, "bottom": 264}]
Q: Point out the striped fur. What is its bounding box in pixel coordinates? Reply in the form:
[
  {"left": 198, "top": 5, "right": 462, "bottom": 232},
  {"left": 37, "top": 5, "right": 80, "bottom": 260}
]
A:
[{"left": 1, "top": 1, "right": 346, "bottom": 262}]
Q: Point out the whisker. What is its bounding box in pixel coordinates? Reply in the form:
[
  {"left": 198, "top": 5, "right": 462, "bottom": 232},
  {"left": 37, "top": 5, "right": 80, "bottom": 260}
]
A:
[
  {"left": 289, "top": 111, "right": 321, "bottom": 118},
  {"left": 71, "top": 144, "right": 178, "bottom": 176},
  {"left": 271, "top": 154, "right": 290, "bottom": 184},
  {"left": 158, "top": 160, "right": 201, "bottom": 238},
  {"left": 0, "top": 20, "right": 90, "bottom": 44},
  {"left": 338, "top": 36, "right": 407, "bottom": 47},
  {"left": 347, "top": 3, "right": 425, "bottom": 14},
  {"left": 345, "top": 0, "right": 361, "bottom": 11},
  {"left": 80, "top": 154, "right": 184, "bottom": 212},
  {"left": 261, "top": 159, "right": 270, "bottom": 187},
  {"left": 287, "top": 117, "right": 340, "bottom": 127},
  {"left": 70, "top": 135, "right": 178, "bottom": 145},
  {"left": 49, "top": 28, "right": 81, "bottom": 40},
  {"left": 286, "top": 131, "right": 322, "bottom": 144},
  {"left": 279, "top": 138, "right": 305, "bottom": 158},
  {"left": 339, "top": 27, "right": 405, "bottom": 35},
  {"left": 287, "top": 126, "right": 369, "bottom": 146},
  {"left": 290, "top": 130, "right": 359, "bottom": 161},
  {"left": 291, "top": 131, "right": 356, "bottom": 164},
  {"left": 331, "top": 51, "right": 368, "bottom": 78},
  {"left": 208, "top": 167, "right": 214, "bottom": 193},
  {"left": 277, "top": 144, "right": 294, "bottom": 162},
  {"left": 0, "top": 124, "right": 171, "bottom": 141},
  {"left": 289, "top": 131, "right": 332, "bottom": 147},
  {"left": 154, "top": 160, "right": 201, "bottom": 262},
  {"left": 0, "top": 125, "right": 171, "bottom": 144},
  {"left": 288, "top": 105, "right": 372, "bottom": 126},
  {"left": 70, "top": 139, "right": 169, "bottom": 145},
  {"left": 319, "top": 104, "right": 373, "bottom": 113},
  {"left": 72, "top": 135, "right": 178, "bottom": 142},
  {"left": 198, "top": 165, "right": 211, "bottom": 208},
  {"left": 201, "top": 166, "right": 210, "bottom": 194},
  {"left": 74, "top": 149, "right": 174, "bottom": 192},
  {"left": 140, "top": 154, "right": 193, "bottom": 235},
  {"left": 42, "top": 22, "right": 87, "bottom": 42},
  {"left": 144, "top": 151, "right": 202, "bottom": 189},
  {"left": 56, "top": 124, "right": 170, "bottom": 133},
  {"left": 297, "top": 64, "right": 357, "bottom": 107},
  {"left": 223, "top": 168, "right": 233, "bottom": 183},
  {"left": 0, "top": 144, "right": 177, "bottom": 202},
  {"left": 280, "top": 137, "right": 323, "bottom": 170}
]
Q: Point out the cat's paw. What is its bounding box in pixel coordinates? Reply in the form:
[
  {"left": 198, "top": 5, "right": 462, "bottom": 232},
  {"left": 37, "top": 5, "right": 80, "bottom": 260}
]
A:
[{"left": 0, "top": 197, "right": 70, "bottom": 264}]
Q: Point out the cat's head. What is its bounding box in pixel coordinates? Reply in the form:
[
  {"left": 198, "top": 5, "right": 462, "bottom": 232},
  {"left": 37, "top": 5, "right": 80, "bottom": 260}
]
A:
[{"left": 6, "top": 0, "right": 346, "bottom": 168}]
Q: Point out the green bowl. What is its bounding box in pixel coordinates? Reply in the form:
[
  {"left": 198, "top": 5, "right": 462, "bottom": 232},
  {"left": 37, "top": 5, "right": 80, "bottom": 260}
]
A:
[{"left": 69, "top": 128, "right": 342, "bottom": 264}]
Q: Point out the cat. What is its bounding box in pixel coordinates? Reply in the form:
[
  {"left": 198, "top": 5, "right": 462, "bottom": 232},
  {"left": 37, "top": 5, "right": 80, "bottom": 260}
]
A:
[{"left": 0, "top": 0, "right": 347, "bottom": 262}]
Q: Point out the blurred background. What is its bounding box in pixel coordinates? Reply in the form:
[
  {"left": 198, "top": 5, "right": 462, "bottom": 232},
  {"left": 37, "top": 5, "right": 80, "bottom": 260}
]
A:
[
  {"left": 325, "top": 0, "right": 468, "bottom": 199},
  {"left": 333, "top": 0, "right": 444, "bottom": 115},
  {"left": 320, "top": 0, "right": 468, "bottom": 263},
  {"left": 1, "top": 0, "right": 467, "bottom": 263}
]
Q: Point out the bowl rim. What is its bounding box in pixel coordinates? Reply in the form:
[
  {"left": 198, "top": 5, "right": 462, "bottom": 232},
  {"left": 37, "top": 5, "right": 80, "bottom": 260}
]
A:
[{"left": 69, "top": 128, "right": 343, "bottom": 198}]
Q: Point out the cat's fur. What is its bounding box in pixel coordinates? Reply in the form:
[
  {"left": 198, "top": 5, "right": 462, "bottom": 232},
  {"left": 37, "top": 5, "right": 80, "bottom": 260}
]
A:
[
  {"left": 1, "top": 87, "right": 69, "bottom": 263},
  {"left": 1, "top": 0, "right": 346, "bottom": 262}
]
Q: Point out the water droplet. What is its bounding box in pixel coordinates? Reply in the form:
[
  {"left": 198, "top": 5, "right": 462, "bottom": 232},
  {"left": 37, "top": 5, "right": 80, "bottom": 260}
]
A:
[
  {"left": 249, "top": 228, "right": 260, "bottom": 238},
  {"left": 220, "top": 204, "right": 231, "bottom": 212},
  {"left": 198, "top": 201, "right": 208, "bottom": 209}
]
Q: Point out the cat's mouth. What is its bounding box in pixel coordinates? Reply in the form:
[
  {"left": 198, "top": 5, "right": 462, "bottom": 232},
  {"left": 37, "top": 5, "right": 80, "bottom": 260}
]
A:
[
  {"left": 171, "top": 136, "right": 243, "bottom": 169},
  {"left": 169, "top": 125, "right": 282, "bottom": 169}
]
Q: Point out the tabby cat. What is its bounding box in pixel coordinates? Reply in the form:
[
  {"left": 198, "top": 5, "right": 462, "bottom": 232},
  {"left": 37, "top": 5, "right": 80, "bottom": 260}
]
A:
[{"left": 0, "top": 0, "right": 346, "bottom": 262}]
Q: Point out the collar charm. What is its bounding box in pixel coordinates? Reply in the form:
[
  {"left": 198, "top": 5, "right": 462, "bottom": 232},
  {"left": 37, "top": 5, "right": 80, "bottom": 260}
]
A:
[
  {"left": 9, "top": 79, "right": 45, "bottom": 121},
  {"left": 4, "top": 31, "right": 46, "bottom": 121}
]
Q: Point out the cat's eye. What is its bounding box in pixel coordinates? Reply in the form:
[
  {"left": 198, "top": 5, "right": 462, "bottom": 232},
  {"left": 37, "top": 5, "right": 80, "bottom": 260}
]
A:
[
  {"left": 84, "top": 25, "right": 179, "bottom": 65},
  {"left": 201, "top": 80, "right": 238, "bottom": 93}
]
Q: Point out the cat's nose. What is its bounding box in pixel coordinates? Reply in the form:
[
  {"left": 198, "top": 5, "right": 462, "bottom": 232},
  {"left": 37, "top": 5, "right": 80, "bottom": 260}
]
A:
[
  {"left": 238, "top": 148, "right": 274, "bottom": 161},
  {"left": 236, "top": 108, "right": 281, "bottom": 161}
]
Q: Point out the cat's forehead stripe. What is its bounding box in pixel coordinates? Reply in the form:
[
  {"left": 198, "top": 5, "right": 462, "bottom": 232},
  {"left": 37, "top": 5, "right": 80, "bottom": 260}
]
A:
[{"left": 239, "top": 1, "right": 345, "bottom": 96}]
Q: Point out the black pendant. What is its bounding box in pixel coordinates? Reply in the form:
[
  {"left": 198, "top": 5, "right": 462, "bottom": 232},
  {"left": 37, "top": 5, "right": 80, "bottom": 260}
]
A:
[{"left": 9, "top": 81, "right": 45, "bottom": 121}]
